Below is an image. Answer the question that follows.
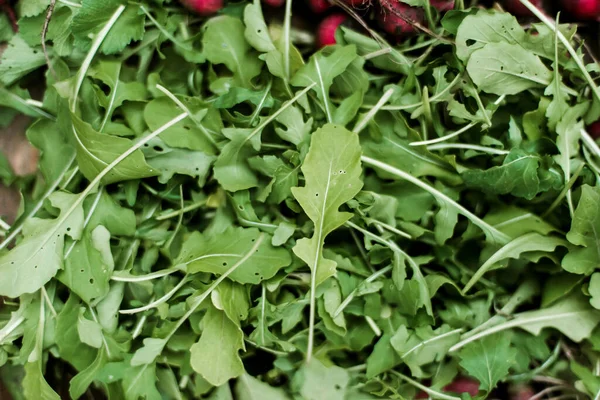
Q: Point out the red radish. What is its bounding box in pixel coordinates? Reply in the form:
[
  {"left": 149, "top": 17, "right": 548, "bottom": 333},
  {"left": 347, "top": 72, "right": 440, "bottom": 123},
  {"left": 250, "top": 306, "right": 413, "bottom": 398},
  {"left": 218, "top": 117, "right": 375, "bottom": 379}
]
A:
[
  {"left": 316, "top": 13, "right": 348, "bottom": 47},
  {"left": 262, "top": 0, "right": 285, "bottom": 7},
  {"left": 509, "top": 384, "right": 536, "bottom": 400},
  {"left": 442, "top": 377, "right": 480, "bottom": 396},
  {"left": 561, "top": 0, "right": 600, "bottom": 20},
  {"left": 503, "top": 0, "right": 543, "bottom": 16},
  {"left": 588, "top": 121, "right": 600, "bottom": 139},
  {"left": 180, "top": 0, "right": 223, "bottom": 15},
  {"left": 309, "top": 0, "right": 332, "bottom": 13},
  {"left": 377, "top": 0, "right": 424, "bottom": 36},
  {"left": 430, "top": 0, "right": 455, "bottom": 12}
]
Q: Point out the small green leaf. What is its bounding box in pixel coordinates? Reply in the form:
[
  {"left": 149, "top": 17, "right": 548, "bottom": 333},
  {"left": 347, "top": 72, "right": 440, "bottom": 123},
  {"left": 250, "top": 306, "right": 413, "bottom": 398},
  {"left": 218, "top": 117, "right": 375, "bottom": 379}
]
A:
[
  {"left": 190, "top": 305, "right": 245, "bottom": 386},
  {"left": 459, "top": 334, "right": 516, "bottom": 392}
]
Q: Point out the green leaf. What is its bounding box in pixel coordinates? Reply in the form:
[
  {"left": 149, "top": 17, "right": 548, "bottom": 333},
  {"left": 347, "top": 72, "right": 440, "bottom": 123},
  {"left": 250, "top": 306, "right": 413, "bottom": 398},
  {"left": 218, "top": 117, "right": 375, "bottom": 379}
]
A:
[
  {"left": 274, "top": 105, "right": 312, "bottom": 147},
  {"left": 58, "top": 225, "right": 114, "bottom": 304},
  {"left": 459, "top": 334, "right": 516, "bottom": 392},
  {"left": 462, "top": 149, "right": 561, "bottom": 200},
  {"left": 202, "top": 16, "right": 263, "bottom": 88},
  {"left": 71, "top": 0, "right": 145, "bottom": 55},
  {"left": 190, "top": 305, "right": 245, "bottom": 386},
  {"left": 17, "top": 0, "right": 51, "bottom": 17},
  {"left": 131, "top": 338, "right": 167, "bottom": 366},
  {"left": 176, "top": 227, "right": 291, "bottom": 284},
  {"left": 366, "top": 334, "right": 402, "bottom": 378},
  {"left": 235, "top": 374, "right": 290, "bottom": 400},
  {"left": 292, "top": 124, "right": 363, "bottom": 287},
  {"left": 77, "top": 311, "right": 103, "bottom": 349},
  {"left": 467, "top": 43, "right": 552, "bottom": 95},
  {"left": 0, "top": 35, "right": 46, "bottom": 86},
  {"left": 0, "top": 192, "right": 84, "bottom": 298},
  {"left": 23, "top": 361, "right": 60, "bottom": 400},
  {"left": 455, "top": 10, "right": 525, "bottom": 62},
  {"left": 214, "top": 280, "right": 250, "bottom": 325},
  {"left": 69, "top": 347, "right": 108, "bottom": 399},
  {"left": 142, "top": 137, "right": 216, "bottom": 186},
  {"left": 243, "top": 0, "right": 276, "bottom": 53},
  {"left": 562, "top": 185, "right": 600, "bottom": 275},
  {"left": 213, "top": 127, "right": 261, "bottom": 192},
  {"left": 290, "top": 46, "right": 357, "bottom": 123},
  {"left": 292, "top": 359, "right": 349, "bottom": 400},
  {"left": 72, "top": 113, "right": 158, "bottom": 184},
  {"left": 391, "top": 325, "right": 461, "bottom": 377},
  {"left": 122, "top": 363, "right": 162, "bottom": 400},
  {"left": 463, "top": 232, "right": 567, "bottom": 293},
  {"left": 55, "top": 295, "right": 97, "bottom": 371}
]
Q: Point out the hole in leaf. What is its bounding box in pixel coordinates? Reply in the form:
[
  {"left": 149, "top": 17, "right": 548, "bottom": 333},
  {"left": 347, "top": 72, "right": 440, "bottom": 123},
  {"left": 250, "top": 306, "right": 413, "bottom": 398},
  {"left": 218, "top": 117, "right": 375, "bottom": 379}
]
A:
[
  {"left": 222, "top": 262, "right": 227, "bottom": 266},
  {"left": 466, "top": 39, "right": 476, "bottom": 47},
  {"left": 153, "top": 146, "right": 164, "bottom": 152},
  {"left": 89, "top": 278, "right": 94, "bottom": 284}
]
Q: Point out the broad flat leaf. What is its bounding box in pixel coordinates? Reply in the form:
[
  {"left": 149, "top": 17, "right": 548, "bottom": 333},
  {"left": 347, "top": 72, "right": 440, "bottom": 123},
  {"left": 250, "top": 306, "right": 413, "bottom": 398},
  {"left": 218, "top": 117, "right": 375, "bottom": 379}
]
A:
[
  {"left": 202, "top": 16, "right": 263, "bottom": 88},
  {"left": 77, "top": 312, "right": 103, "bottom": 349},
  {"left": 89, "top": 61, "right": 148, "bottom": 127},
  {"left": 366, "top": 334, "right": 402, "bottom": 378},
  {"left": 235, "top": 374, "right": 290, "bottom": 400},
  {"left": 190, "top": 305, "right": 245, "bottom": 386},
  {"left": 0, "top": 36, "right": 46, "bottom": 86},
  {"left": 512, "top": 293, "right": 600, "bottom": 342},
  {"left": 131, "top": 338, "right": 167, "bottom": 366},
  {"left": 71, "top": 0, "right": 145, "bottom": 55},
  {"left": 545, "top": 76, "right": 571, "bottom": 131},
  {"left": 23, "top": 361, "right": 60, "bottom": 400},
  {"left": 562, "top": 185, "right": 600, "bottom": 275},
  {"left": 55, "top": 295, "right": 97, "bottom": 371},
  {"left": 243, "top": 0, "right": 276, "bottom": 53},
  {"left": 142, "top": 137, "right": 216, "bottom": 186},
  {"left": 144, "top": 97, "right": 217, "bottom": 152},
  {"left": 0, "top": 192, "right": 84, "bottom": 298},
  {"left": 291, "top": 46, "right": 357, "bottom": 123},
  {"left": 122, "top": 363, "right": 162, "bottom": 400},
  {"left": 72, "top": 114, "right": 157, "bottom": 184},
  {"left": 213, "top": 127, "right": 261, "bottom": 192},
  {"left": 275, "top": 105, "right": 313, "bottom": 147},
  {"left": 467, "top": 43, "right": 552, "bottom": 95},
  {"left": 176, "top": 226, "right": 291, "bottom": 284},
  {"left": 214, "top": 280, "right": 250, "bottom": 325},
  {"left": 463, "top": 149, "right": 561, "bottom": 200},
  {"left": 391, "top": 325, "right": 461, "bottom": 377},
  {"left": 292, "top": 359, "right": 349, "bottom": 400},
  {"left": 455, "top": 10, "right": 525, "bottom": 62},
  {"left": 459, "top": 334, "right": 517, "bottom": 392},
  {"left": 17, "top": 0, "right": 51, "bottom": 17},
  {"left": 292, "top": 124, "right": 363, "bottom": 287},
  {"left": 213, "top": 87, "right": 275, "bottom": 109},
  {"left": 589, "top": 273, "right": 600, "bottom": 310},
  {"left": 463, "top": 232, "right": 567, "bottom": 293},
  {"left": 59, "top": 226, "right": 114, "bottom": 304},
  {"left": 70, "top": 348, "right": 108, "bottom": 400}
]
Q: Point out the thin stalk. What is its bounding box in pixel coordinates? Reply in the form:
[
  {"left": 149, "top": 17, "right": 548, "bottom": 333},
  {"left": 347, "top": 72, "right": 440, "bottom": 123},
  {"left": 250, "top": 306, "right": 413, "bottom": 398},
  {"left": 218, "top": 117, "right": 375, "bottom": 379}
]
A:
[
  {"left": 353, "top": 88, "right": 395, "bottom": 134},
  {"left": 64, "top": 189, "right": 103, "bottom": 258},
  {"left": 164, "top": 185, "right": 184, "bottom": 250},
  {"left": 427, "top": 143, "right": 509, "bottom": 155},
  {"left": 111, "top": 266, "right": 182, "bottom": 282},
  {"left": 364, "top": 316, "right": 382, "bottom": 337},
  {"left": 119, "top": 276, "right": 189, "bottom": 314},
  {"left": 410, "top": 123, "right": 476, "bottom": 147},
  {"left": 542, "top": 163, "right": 585, "bottom": 218},
  {"left": 0, "top": 316, "right": 25, "bottom": 344},
  {"left": 363, "top": 47, "right": 392, "bottom": 60},
  {"left": 581, "top": 128, "right": 600, "bottom": 159},
  {"left": 361, "top": 156, "right": 510, "bottom": 244},
  {"left": 156, "top": 199, "right": 206, "bottom": 221},
  {"left": 89, "top": 307, "right": 111, "bottom": 358},
  {"left": 390, "top": 371, "right": 461, "bottom": 400},
  {"left": 518, "top": 0, "right": 600, "bottom": 104},
  {"left": 0, "top": 219, "right": 11, "bottom": 231},
  {"left": 41, "top": 287, "right": 57, "bottom": 317},
  {"left": 248, "top": 79, "right": 273, "bottom": 126},
  {"left": 72, "top": 5, "right": 125, "bottom": 112},
  {"left": 283, "top": 0, "right": 292, "bottom": 81},
  {"left": 367, "top": 219, "right": 411, "bottom": 239},
  {"left": 139, "top": 6, "right": 194, "bottom": 51}
]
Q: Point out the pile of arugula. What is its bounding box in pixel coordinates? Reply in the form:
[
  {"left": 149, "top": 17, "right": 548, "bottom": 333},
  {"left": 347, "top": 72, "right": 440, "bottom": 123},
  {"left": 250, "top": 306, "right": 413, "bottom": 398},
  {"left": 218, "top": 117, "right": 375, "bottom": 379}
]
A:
[{"left": 1, "top": 0, "right": 600, "bottom": 398}]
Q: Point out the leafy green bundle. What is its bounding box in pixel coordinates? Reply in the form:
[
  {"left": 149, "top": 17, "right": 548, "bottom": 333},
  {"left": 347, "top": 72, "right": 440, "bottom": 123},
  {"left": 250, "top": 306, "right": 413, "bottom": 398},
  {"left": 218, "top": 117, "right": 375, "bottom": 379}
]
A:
[{"left": 1, "top": 0, "right": 600, "bottom": 399}]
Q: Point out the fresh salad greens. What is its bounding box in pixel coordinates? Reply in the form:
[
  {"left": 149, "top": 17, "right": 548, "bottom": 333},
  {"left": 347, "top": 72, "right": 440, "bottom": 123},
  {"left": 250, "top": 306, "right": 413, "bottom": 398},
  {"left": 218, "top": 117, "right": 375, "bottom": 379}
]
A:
[{"left": 1, "top": 0, "right": 600, "bottom": 399}]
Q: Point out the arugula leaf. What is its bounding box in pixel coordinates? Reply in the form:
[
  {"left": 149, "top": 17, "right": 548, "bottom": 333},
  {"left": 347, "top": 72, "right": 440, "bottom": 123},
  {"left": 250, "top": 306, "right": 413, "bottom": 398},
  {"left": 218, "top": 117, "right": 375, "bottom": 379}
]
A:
[
  {"left": 235, "top": 374, "right": 290, "bottom": 400},
  {"left": 292, "top": 359, "right": 349, "bottom": 400},
  {"left": 0, "top": 192, "right": 84, "bottom": 297},
  {"left": 176, "top": 227, "right": 291, "bottom": 284},
  {"left": 459, "top": 334, "right": 516, "bottom": 393},
  {"left": 203, "top": 15, "right": 263, "bottom": 88},
  {"left": 562, "top": 185, "right": 600, "bottom": 274},
  {"left": 0, "top": 35, "right": 46, "bottom": 86},
  {"left": 190, "top": 305, "right": 245, "bottom": 386}
]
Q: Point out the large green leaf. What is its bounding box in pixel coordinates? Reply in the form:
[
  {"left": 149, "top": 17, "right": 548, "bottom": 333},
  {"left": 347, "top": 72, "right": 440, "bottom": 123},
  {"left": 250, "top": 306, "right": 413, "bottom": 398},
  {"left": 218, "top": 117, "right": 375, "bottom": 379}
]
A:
[
  {"left": 0, "top": 192, "right": 84, "bottom": 298},
  {"left": 292, "top": 124, "right": 363, "bottom": 287},
  {"left": 190, "top": 305, "right": 245, "bottom": 386},
  {"left": 176, "top": 227, "right": 291, "bottom": 284}
]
